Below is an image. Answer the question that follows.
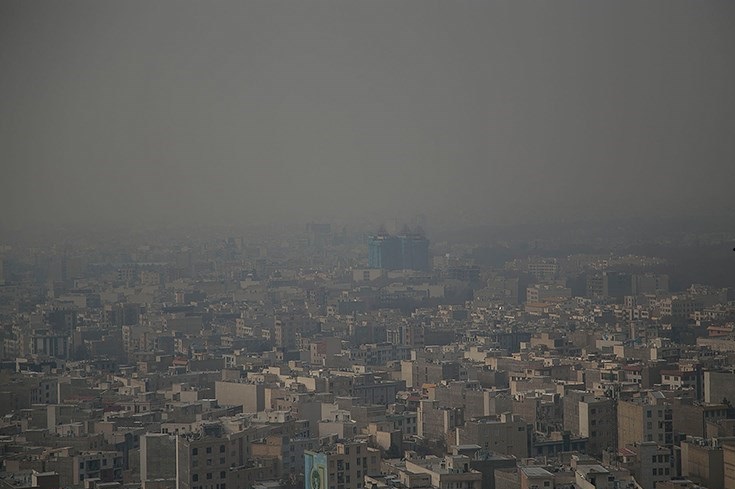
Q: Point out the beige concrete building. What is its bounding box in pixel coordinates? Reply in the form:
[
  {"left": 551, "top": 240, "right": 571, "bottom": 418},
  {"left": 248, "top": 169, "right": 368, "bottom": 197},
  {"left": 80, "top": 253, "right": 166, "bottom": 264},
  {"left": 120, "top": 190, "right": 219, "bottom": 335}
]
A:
[
  {"left": 430, "top": 381, "right": 508, "bottom": 420},
  {"left": 73, "top": 451, "right": 124, "bottom": 485},
  {"left": 383, "top": 454, "right": 482, "bottom": 489},
  {"left": 670, "top": 398, "right": 729, "bottom": 439},
  {"left": 456, "top": 414, "right": 531, "bottom": 459},
  {"left": 140, "top": 433, "right": 176, "bottom": 489},
  {"left": 418, "top": 399, "right": 464, "bottom": 445},
  {"left": 408, "top": 456, "right": 482, "bottom": 489},
  {"left": 214, "top": 381, "right": 265, "bottom": 413},
  {"left": 724, "top": 442, "right": 735, "bottom": 489},
  {"left": 563, "top": 390, "right": 617, "bottom": 458},
  {"left": 574, "top": 464, "right": 614, "bottom": 489},
  {"left": 703, "top": 370, "right": 735, "bottom": 404},
  {"left": 680, "top": 438, "right": 726, "bottom": 489},
  {"left": 519, "top": 466, "right": 554, "bottom": 489},
  {"left": 305, "top": 441, "right": 380, "bottom": 489},
  {"left": 175, "top": 424, "right": 275, "bottom": 489},
  {"left": 617, "top": 394, "right": 672, "bottom": 449},
  {"left": 616, "top": 442, "right": 671, "bottom": 489}
]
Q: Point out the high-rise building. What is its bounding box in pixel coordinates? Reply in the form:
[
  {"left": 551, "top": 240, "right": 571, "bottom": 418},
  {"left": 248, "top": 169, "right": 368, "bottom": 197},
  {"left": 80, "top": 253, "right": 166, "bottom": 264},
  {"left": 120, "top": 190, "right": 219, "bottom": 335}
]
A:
[
  {"left": 399, "top": 233, "right": 429, "bottom": 271},
  {"left": 603, "top": 271, "right": 633, "bottom": 298},
  {"left": 367, "top": 231, "right": 429, "bottom": 271},
  {"left": 367, "top": 234, "right": 401, "bottom": 269},
  {"left": 632, "top": 273, "right": 669, "bottom": 295}
]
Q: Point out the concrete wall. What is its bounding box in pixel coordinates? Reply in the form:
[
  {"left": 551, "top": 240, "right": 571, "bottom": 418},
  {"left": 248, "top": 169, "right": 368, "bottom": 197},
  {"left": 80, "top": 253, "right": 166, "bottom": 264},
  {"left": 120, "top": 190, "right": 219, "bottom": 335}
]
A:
[
  {"left": 140, "top": 433, "right": 175, "bottom": 485},
  {"left": 214, "top": 381, "right": 265, "bottom": 413},
  {"left": 704, "top": 371, "right": 735, "bottom": 404}
]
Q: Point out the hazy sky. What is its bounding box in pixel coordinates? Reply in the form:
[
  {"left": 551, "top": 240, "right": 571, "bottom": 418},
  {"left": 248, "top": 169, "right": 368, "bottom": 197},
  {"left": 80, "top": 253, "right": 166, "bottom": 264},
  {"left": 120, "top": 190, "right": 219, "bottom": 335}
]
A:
[{"left": 2, "top": 1, "right": 734, "bottom": 230}]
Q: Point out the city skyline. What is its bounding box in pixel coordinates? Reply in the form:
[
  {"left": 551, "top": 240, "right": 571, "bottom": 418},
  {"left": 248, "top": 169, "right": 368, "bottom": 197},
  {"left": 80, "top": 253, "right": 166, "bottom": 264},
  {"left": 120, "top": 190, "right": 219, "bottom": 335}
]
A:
[{"left": 2, "top": 3, "right": 735, "bottom": 489}]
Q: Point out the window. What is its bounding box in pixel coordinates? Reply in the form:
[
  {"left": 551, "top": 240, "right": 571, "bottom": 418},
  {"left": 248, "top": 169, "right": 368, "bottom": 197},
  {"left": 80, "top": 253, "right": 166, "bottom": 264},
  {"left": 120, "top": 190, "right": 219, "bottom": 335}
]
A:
[
  {"left": 220, "top": 445, "right": 225, "bottom": 453},
  {"left": 206, "top": 447, "right": 212, "bottom": 454},
  {"left": 207, "top": 473, "right": 213, "bottom": 480},
  {"left": 193, "top": 448, "right": 199, "bottom": 456},
  {"left": 220, "top": 472, "right": 226, "bottom": 479},
  {"left": 193, "top": 475, "right": 199, "bottom": 482}
]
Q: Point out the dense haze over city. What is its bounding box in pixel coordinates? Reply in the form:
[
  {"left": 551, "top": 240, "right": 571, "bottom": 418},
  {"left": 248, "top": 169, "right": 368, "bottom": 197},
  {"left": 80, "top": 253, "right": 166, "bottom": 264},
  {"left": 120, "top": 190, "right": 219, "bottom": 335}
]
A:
[
  {"left": 2, "top": 1, "right": 735, "bottom": 230},
  {"left": 3, "top": 3, "right": 735, "bottom": 489}
]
